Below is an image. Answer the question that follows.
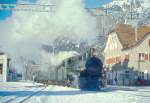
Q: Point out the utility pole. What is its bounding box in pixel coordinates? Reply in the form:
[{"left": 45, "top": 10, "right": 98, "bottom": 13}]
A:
[{"left": 138, "top": 53, "right": 141, "bottom": 78}]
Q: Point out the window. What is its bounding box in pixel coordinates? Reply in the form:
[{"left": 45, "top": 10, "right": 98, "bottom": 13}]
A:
[
  {"left": 0, "top": 64, "right": 2, "bottom": 74},
  {"left": 125, "top": 55, "right": 129, "bottom": 61},
  {"left": 139, "top": 53, "right": 145, "bottom": 61},
  {"left": 139, "top": 53, "right": 149, "bottom": 61}
]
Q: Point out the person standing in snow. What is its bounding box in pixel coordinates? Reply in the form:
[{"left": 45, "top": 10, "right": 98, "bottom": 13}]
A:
[
  {"left": 32, "top": 74, "right": 36, "bottom": 85},
  {"left": 114, "top": 77, "right": 118, "bottom": 85}
]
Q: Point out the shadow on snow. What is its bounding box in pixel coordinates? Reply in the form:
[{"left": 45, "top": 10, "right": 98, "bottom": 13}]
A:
[{"left": 0, "top": 86, "right": 140, "bottom": 97}]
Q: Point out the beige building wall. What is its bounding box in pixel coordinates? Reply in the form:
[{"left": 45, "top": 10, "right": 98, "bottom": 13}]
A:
[
  {"left": 127, "top": 34, "right": 150, "bottom": 73},
  {"left": 103, "top": 32, "right": 150, "bottom": 82},
  {"left": 103, "top": 32, "right": 124, "bottom": 67}
]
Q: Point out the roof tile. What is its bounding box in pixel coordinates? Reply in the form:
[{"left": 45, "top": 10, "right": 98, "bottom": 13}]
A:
[{"left": 115, "top": 24, "right": 150, "bottom": 49}]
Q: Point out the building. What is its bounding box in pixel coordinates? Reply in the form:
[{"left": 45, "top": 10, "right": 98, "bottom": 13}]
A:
[
  {"left": 0, "top": 52, "right": 10, "bottom": 82},
  {"left": 102, "top": 24, "right": 150, "bottom": 85},
  {"left": 25, "top": 63, "right": 48, "bottom": 81},
  {"left": 56, "top": 54, "right": 84, "bottom": 82}
]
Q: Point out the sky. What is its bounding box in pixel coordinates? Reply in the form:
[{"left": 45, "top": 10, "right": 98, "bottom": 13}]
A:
[
  {"left": 0, "top": 0, "right": 112, "bottom": 20},
  {"left": 0, "top": 0, "right": 112, "bottom": 72},
  {"left": 85, "top": 0, "right": 112, "bottom": 8},
  {"left": 0, "top": 0, "right": 17, "bottom": 20}
]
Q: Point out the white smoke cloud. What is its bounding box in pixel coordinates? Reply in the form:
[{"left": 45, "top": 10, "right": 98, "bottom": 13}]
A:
[
  {"left": 41, "top": 50, "right": 79, "bottom": 67},
  {"left": 0, "top": 0, "right": 98, "bottom": 73}
]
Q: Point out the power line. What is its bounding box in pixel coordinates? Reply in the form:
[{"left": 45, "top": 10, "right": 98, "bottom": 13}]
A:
[{"left": 0, "top": 3, "right": 56, "bottom": 12}]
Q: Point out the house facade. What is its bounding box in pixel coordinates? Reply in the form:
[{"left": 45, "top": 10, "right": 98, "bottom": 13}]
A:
[
  {"left": 0, "top": 53, "right": 9, "bottom": 82},
  {"left": 103, "top": 24, "right": 150, "bottom": 85}
]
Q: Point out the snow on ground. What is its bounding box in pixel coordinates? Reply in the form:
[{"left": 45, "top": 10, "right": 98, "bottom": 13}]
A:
[{"left": 0, "top": 82, "right": 150, "bottom": 103}]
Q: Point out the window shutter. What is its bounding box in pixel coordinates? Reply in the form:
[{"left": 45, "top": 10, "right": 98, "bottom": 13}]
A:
[
  {"left": 149, "top": 54, "right": 150, "bottom": 62},
  {"left": 145, "top": 54, "right": 148, "bottom": 61}
]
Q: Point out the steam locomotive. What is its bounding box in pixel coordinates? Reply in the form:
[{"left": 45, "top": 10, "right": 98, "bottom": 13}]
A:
[
  {"left": 78, "top": 56, "right": 103, "bottom": 90},
  {"left": 66, "top": 48, "right": 104, "bottom": 90}
]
